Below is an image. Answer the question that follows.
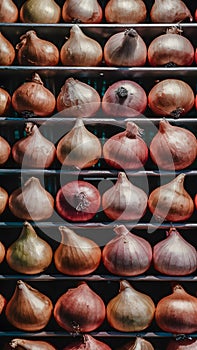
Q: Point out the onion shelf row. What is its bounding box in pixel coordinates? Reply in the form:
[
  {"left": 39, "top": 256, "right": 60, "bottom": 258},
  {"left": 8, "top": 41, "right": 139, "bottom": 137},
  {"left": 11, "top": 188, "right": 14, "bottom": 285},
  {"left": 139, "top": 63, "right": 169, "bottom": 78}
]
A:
[
  {"left": 0, "top": 25, "right": 197, "bottom": 67},
  {"left": 0, "top": 0, "right": 196, "bottom": 24}
]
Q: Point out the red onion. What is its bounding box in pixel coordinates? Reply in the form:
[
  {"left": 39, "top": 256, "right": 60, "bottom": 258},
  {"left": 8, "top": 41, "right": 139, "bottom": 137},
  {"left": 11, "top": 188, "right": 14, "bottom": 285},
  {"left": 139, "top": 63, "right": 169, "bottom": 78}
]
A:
[
  {"left": 102, "top": 172, "right": 147, "bottom": 221},
  {"left": 0, "top": 0, "right": 18, "bottom": 22},
  {"left": 0, "top": 32, "right": 15, "bottom": 66},
  {"left": 102, "top": 80, "right": 147, "bottom": 117},
  {"left": 54, "top": 282, "right": 106, "bottom": 332},
  {"left": 150, "top": 0, "right": 193, "bottom": 23},
  {"left": 148, "top": 27, "right": 194, "bottom": 67},
  {"left": 103, "top": 122, "right": 148, "bottom": 169},
  {"left": 63, "top": 335, "right": 111, "bottom": 350},
  {"left": 0, "top": 88, "right": 11, "bottom": 116},
  {"left": 153, "top": 227, "right": 197, "bottom": 276},
  {"left": 0, "top": 135, "right": 11, "bottom": 165},
  {"left": 195, "top": 9, "right": 197, "bottom": 22},
  {"left": 62, "top": 0, "right": 103, "bottom": 23},
  {"left": 8, "top": 339, "right": 56, "bottom": 350},
  {"left": 104, "top": 28, "right": 147, "bottom": 67},
  {"left": 148, "top": 79, "right": 195, "bottom": 117},
  {"left": 102, "top": 225, "right": 152, "bottom": 276},
  {"left": 0, "top": 186, "right": 8, "bottom": 215},
  {"left": 155, "top": 284, "right": 197, "bottom": 333},
  {"left": 105, "top": 0, "right": 147, "bottom": 24},
  {"left": 0, "top": 241, "right": 5, "bottom": 264},
  {"left": 166, "top": 339, "right": 197, "bottom": 350},
  {"left": 150, "top": 119, "right": 197, "bottom": 170},
  {"left": 56, "top": 180, "right": 101, "bottom": 222}
]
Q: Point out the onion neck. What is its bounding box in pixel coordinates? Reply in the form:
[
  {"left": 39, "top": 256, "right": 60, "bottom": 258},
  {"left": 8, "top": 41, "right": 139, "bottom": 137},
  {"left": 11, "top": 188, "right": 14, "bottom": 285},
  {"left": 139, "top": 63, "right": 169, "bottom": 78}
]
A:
[
  {"left": 73, "top": 118, "right": 85, "bottom": 129},
  {"left": 59, "top": 226, "right": 79, "bottom": 245},
  {"left": 69, "top": 24, "right": 85, "bottom": 40},
  {"left": 30, "top": 73, "right": 44, "bottom": 86},
  {"left": 172, "top": 283, "right": 185, "bottom": 294},
  {"left": 166, "top": 227, "right": 181, "bottom": 238},
  {"left": 159, "top": 119, "right": 171, "bottom": 133},
  {"left": 21, "top": 221, "right": 37, "bottom": 239},
  {"left": 119, "top": 280, "right": 134, "bottom": 292},
  {"left": 166, "top": 26, "right": 183, "bottom": 35},
  {"left": 126, "top": 121, "right": 143, "bottom": 138},
  {"left": 113, "top": 224, "right": 129, "bottom": 237},
  {"left": 23, "top": 177, "right": 43, "bottom": 191},
  {"left": 173, "top": 173, "right": 185, "bottom": 191}
]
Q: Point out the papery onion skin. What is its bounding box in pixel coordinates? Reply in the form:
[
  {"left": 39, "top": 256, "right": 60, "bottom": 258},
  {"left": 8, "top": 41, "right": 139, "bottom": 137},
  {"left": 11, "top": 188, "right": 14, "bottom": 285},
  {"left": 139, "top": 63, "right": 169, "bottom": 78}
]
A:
[
  {"left": 0, "top": 0, "right": 18, "bottom": 22},
  {"left": 12, "top": 123, "right": 56, "bottom": 168},
  {"left": 148, "top": 79, "right": 195, "bottom": 117},
  {"left": 166, "top": 339, "right": 197, "bottom": 350},
  {"left": 56, "top": 180, "right": 100, "bottom": 222},
  {"left": 104, "top": 28, "right": 147, "bottom": 67},
  {"left": 195, "top": 9, "right": 197, "bottom": 22},
  {"left": 7, "top": 339, "right": 57, "bottom": 350},
  {"left": 0, "top": 186, "right": 8, "bottom": 215},
  {"left": 12, "top": 73, "right": 56, "bottom": 117},
  {"left": 107, "top": 280, "right": 155, "bottom": 332},
  {"left": 155, "top": 284, "right": 197, "bottom": 334},
  {"left": 54, "top": 282, "right": 106, "bottom": 332},
  {"left": 0, "top": 241, "right": 5, "bottom": 264},
  {"left": 0, "top": 136, "right": 11, "bottom": 165},
  {"left": 117, "top": 337, "right": 154, "bottom": 350},
  {"left": 5, "top": 280, "right": 53, "bottom": 331},
  {"left": 9, "top": 177, "right": 54, "bottom": 221},
  {"left": 105, "top": 0, "right": 147, "bottom": 24},
  {"left": 0, "top": 294, "right": 6, "bottom": 314},
  {"left": 153, "top": 227, "right": 197, "bottom": 276},
  {"left": 102, "top": 80, "right": 147, "bottom": 117},
  {"left": 54, "top": 226, "right": 101, "bottom": 276},
  {"left": 0, "top": 88, "right": 11, "bottom": 116},
  {"left": 57, "top": 78, "right": 101, "bottom": 117},
  {"left": 20, "top": 0, "right": 61, "bottom": 23},
  {"left": 0, "top": 32, "right": 15, "bottom": 66},
  {"left": 150, "top": 119, "right": 197, "bottom": 170},
  {"left": 56, "top": 118, "right": 102, "bottom": 168},
  {"left": 63, "top": 334, "right": 111, "bottom": 350},
  {"left": 62, "top": 0, "right": 103, "bottom": 23},
  {"left": 16, "top": 30, "right": 59, "bottom": 66},
  {"left": 103, "top": 122, "right": 148, "bottom": 169},
  {"left": 148, "top": 174, "right": 194, "bottom": 222},
  {"left": 148, "top": 28, "right": 194, "bottom": 67},
  {"left": 102, "top": 172, "right": 147, "bottom": 221},
  {"left": 150, "top": 0, "right": 193, "bottom": 23},
  {"left": 102, "top": 225, "right": 152, "bottom": 276},
  {"left": 60, "top": 24, "right": 103, "bottom": 66}
]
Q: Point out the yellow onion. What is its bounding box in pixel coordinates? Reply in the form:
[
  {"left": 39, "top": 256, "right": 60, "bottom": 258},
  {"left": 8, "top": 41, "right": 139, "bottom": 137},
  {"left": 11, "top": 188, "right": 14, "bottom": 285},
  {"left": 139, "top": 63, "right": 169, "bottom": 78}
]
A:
[
  {"left": 9, "top": 177, "right": 54, "bottom": 221},
  {"left": 6, "top": 221, "right": 53, "bottom": 274},
  {"left": 107, "top": 280, "right": 155, "bottom": 332},
  {"left": 105, "top": 0, "right": 147, "bottom": 23},
  {"left": 20, "top": 0, "right": 61, "bottom": 23},
  {"left": 8, "top": 339, "right": 56, "bottom": 350},
  {"left": 12, "top": 122, "right": 56, "bottom": 168},
  {"left": 62, "top": 0, "right": 103, "bottom": 23},
  {"left": 0, "top": 32, "right": 15, "bottom": 66},
  {"left": 16, "top": 30, "right": 59, "bottom": 66},
  {"left": 54, "top": 282, "right": 106, "bottom": 332},
  {"left": 148, "top": 174, "right": 194, "bottom": 222},
  {"left": 117, "top": 337, "right": 154, "bottom": 350},
  {"left": 0, "top": 0, "right": 18, "bottom": 22},
  {"left": 0, "top": 135, "right": 11, "bottom": 165},
  {"left": 63, "top": 335, "right": 111, "bottom": 350},
  {"left": 57, "top": 119, "right": 102, "bottom": 169},
  {"left": 5, "top": 280, "right": 53, "bottom": 331},
  {"left": 60, "top": 25, "right": 103, "bottom": 66},
  {"left": 54, "top": 226, "right": 101, "bottom": 276},
  {"left": 150, "top": 0, "right": 193, "bottom": 23},
  {"left": 102, "top": 172, "right": 147, "bottom": 221},
  {"left": 0, "top": 241, "right": 5, "bottom": 264},
  {"left": 155, "top": 284, "right": 197, "bottom": 333},
  {"left": 0, "top": 186, "right": 8, "bottom": 215},
  {"left": 0, "top": 88, "right": 11, "bottom": 116}
]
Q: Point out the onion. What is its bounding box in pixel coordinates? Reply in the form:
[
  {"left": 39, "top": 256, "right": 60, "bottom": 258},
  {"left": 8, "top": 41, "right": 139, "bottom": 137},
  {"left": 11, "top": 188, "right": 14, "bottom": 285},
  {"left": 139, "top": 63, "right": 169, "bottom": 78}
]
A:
[
  {"left": 0, "top": 294, "right": 6, "bottom": 314},
  {"left": 54, "top": 226, "right": 101, "bottom": 276},
  {"left": 102, "top": 225, "right": 152, "bottom": 276},
  {"left": 16, "top": 30, "right": 59, "bottom": 66},
  {"left": 0, "top": 186, "right": 8, "bottom": 215},
  {"left": 8, "top": 339, "right": 56, "bottom": 350},
  {"left": 155, "top": 284, "right": 197, "bottom": 333},
  {"left": 148, "top": 174, "right": 194, "bottom": 222},
  {"left": 153, "top": 227, "right": 197, "bottom": 276},
  {"left": 117, "top": 337, "right": 154, "bottom": 350},
  {"left": 9, "top": 177, "right": 54, "bottom": 221},
  {"left": 0, "top": 32, "right": 15, "bottom": 66},
  {"left": 20, "top": 0, "right": 61, "bottom": 23},
  {"left": 0, "top": 135, "right": 11, "bottom": 165},
  {"left": 107, "top": 280, "right": 155, "bottom": 332},
  {"left": 196, "top": 9, "right": 197, "bottom": 22},
  {"left": 0, "top": 241, "right": 5, "bottom": 264},
  {"left": 56, "top": 180, "right": 100, "bottom": 222},
  {"left": 150, "top": 119, "right": 197, "bottom": 170},
  {"left": 12, "top": 122, "right": 56, "bottom": 168},
  {"left": 54, "top": 282, "right": 106, "bottom": 332},
  {"left": 56, "top": 119, "right": 102, "bottom": 168},
  {"left": 102, "top": 80, "right": 147, "bottom": 117},
  {"left": 0, "top": 0, "right": 18, "bottom": 22},
  {"left": 12, "top": 73, "right": 56, "bottom": 117},
  {"left": 148, "top": 79, "right": 195, "bottom": 117},
  {"left": 6, "top": 221, "right": 53, "bottom": 274},
  {"left": 166, "top": 339, "right": 197, "bottom": 350},
  {"left": 150, "top": 0, "right": 193, "bottom": 23},
  {"left": 57, "top": 77, "right": 101, "bottom": 117},
  {"left": 102, "top": 172, "right": 147, "bottom": 221},
  {"left": 148, "top": 27, "right": 194, "bottom": 67},
  {"left": 5, "top": 280, "right": 53, "bottom": 331},
  {"left": 63, "top": 334, "right": 111, "bottom": 350},
  {"left": 105, "top": 0, "right": 147, "bottom": 24},
  {"left": 104, "top": 28, "right": 147, "bottom": 67},
  {"left": 0, "top": 88, "right": 11, "bottom": 116},
  {"left": 62, "top": 0, "right": 103, "bottom": 23},
  {"left": 60, "top": 24, "right": 103, "bottom": 66},
  {"left": 103, "top": 122, "right": 148, "bottom": 168}
]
